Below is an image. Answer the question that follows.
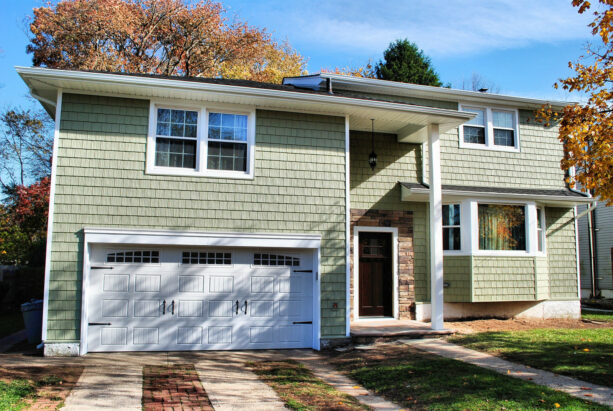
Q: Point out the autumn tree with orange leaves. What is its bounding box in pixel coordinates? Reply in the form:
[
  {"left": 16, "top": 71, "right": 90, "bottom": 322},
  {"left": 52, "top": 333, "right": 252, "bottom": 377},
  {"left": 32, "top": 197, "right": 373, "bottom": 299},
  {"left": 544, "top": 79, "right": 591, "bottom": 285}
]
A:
[
  {"left": 538, "top": 0, "right": 613, "bottom": 204},
  {"left": 27, "top": 0, "right": 306, "bottom": 83}
]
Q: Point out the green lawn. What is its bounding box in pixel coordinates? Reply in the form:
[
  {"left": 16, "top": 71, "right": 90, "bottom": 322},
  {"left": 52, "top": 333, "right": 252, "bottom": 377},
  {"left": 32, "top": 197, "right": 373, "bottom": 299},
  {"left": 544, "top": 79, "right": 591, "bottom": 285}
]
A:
[
  {"left": 582, "top": 311, "right": 613, "bottom": 322},
  {"left": 450, "top": 328, "right": 613, "bottom": 387},
  {"left": 0, "top": 312, "right": 24, "bottom": 339},
  {"left": 0, "top": 379, "right": 35, "bottom": 411},
  {"left": 331, "top": 344, "right": 606, "bottom": 410}
]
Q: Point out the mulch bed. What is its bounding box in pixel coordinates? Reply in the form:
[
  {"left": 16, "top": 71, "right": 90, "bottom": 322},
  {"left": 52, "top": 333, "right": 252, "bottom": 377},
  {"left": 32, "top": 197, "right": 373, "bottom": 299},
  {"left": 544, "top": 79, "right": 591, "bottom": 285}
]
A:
[
  {"left": 0, "top": 366, "right": 83, "bottom": 411},
  {"left": 142, "top": 364, "right": 213, "bottom": 411},
  {"left": 446, "top": 318, "right": 612, "bottom": 334}
]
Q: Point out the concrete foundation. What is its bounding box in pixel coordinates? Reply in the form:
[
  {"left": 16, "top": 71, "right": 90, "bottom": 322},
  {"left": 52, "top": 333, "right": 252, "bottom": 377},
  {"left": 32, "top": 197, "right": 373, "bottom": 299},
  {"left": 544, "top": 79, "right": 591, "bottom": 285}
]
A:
[
  {"left": 415, "top": 300, "right": 581, "bottom": 321},
  {"left": 44, "top": 342, "right": 80, "bottom": 357}
]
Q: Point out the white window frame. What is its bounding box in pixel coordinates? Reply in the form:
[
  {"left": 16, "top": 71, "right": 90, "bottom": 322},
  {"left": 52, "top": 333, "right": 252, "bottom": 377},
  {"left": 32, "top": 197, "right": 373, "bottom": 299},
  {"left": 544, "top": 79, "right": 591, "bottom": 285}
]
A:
[
  {"left": 445, "top": 199, "right": 545, "bottom": 257},
  {"left": 146, "top": 101, "right": 256, "bottom": 179},
  {"left": 536, "top": 207, "right": 547, "bottom": 254},
  {"left": 442, "top": 203, "right": 462, "bottom": 253},
  {"left": 459, "top": 104, "right": 520, "bottom": 153}
]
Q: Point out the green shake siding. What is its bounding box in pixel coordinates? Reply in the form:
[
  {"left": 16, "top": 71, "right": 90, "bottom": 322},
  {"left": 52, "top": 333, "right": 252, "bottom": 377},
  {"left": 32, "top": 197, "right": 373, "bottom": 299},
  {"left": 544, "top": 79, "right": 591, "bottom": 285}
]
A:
[{"left": 48, "top": 93, "right": 347, "bottom": 342}]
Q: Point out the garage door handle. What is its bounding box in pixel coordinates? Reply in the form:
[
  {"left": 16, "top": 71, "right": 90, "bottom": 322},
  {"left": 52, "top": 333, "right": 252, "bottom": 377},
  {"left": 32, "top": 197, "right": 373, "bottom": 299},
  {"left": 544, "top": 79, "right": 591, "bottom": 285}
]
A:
[
  {"left": 162, "top": 300, "right": 166, "bottom": 315},
  {"left": 171, "top": 300, "right": 175, "bottom": 315},
  {"left": 292, "top": 321, "right": 312, "bottom": 324},
  {"left": 235, "top": 300, "right": 240, "bottom": 315},
  {"left": 243, "top": 300, "right": 248, "bottom": 314},
  {"left": 89, "top": 322, "right": 112, "bottom": 326}
]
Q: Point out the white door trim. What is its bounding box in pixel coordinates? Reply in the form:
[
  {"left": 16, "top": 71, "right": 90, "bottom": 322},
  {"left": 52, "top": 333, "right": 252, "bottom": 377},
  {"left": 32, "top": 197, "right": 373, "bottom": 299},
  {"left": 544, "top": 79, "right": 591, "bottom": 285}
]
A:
[
  {"left": 352, "top": 226, "right": 399, "bottom": 322},
  {"left": 80, "top": 228, "right": 322, "bottom": 355}
]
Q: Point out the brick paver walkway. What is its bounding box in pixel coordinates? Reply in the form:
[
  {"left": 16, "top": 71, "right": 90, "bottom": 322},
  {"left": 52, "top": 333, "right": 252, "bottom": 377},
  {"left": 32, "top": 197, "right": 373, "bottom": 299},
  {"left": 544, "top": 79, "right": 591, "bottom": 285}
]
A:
[{"left": 142, "top": 364, "right": 213, "bottom": 411}]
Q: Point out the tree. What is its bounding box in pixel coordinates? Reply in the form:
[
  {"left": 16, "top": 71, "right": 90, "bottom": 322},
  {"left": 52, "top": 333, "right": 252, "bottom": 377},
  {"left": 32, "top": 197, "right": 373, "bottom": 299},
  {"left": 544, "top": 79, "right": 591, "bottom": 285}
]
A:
[
  {"left": 537, "top": 0, "right": 613, "bottom": 205},
  {"left": 0, "top": 108, "right": 53, "bottom": 190},
  {"left": 27, "top": 0, "right": 306, "bottom": 83},
  {"left": 461, "top": 72, "right": 501, "bottom": 94},
  {"left": 322, "top": 61, "right": 376, "bottom": 78},
  {"left": 374, "top": 39, "right": 443, "bottom": 86},
  {"left": 0, "top": 177, "right": 50, "bottom": 265}
]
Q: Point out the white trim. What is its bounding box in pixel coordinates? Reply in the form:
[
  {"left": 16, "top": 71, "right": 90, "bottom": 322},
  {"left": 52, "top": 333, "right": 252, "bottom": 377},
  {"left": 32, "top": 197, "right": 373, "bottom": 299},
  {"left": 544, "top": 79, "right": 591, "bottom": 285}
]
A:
[
  {"left": 344, "top": 116, "right": 351, "bottom": 337},
  {"left": 352, "top": 226, "right": 399, "bottom": 322},
  {"left": 80, "top": 228, "right": 322, "bottom": 354},
  {"left": 316, "top": 72, "right": 573, "bottom": 110},
  {"left": 428, "top": 124, "right": 444, "bottom": 330},
  {"left": 314, "top": 246, "right": 321, "bottom": 350},
  {"left": 458, "top": 104, "right": 520, "bottom": 153},
  {"left": 574, "top": 206, "right": 582, "bottom": 299},
  {"left": 42, "top": 90, "right": 62, "bottom": 343},
  {"left": 146, "top": 101, "right": 256, "bottom": 179}
]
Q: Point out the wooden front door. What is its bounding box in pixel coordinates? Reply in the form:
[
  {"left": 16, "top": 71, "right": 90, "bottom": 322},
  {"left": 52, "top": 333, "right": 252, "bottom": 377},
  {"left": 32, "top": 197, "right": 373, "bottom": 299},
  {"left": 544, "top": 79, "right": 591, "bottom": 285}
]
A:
[{"left": 358, "top": 232, "right": 393, "bottom": 317}]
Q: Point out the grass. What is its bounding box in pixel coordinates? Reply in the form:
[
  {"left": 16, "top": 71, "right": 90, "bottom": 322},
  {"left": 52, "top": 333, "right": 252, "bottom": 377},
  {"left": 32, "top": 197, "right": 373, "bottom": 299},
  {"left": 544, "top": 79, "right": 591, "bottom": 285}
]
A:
[
  {"left": 450, "top": 328, "right": 613, "bottom": 387},
  {"left": 0, "top": 379, "right": 35, "bottom": 411},
  {"left": 0, "top": 312, "right": 24, "bottom": 339},
  {"left": 582, "top": 311, "right": 613, "bottom": 322},
  {"left": 250, "top": 360, "right": 368, "bottom": 411},
  {"left": 331, "top": 344, "right": 607, "bottom": 410}
]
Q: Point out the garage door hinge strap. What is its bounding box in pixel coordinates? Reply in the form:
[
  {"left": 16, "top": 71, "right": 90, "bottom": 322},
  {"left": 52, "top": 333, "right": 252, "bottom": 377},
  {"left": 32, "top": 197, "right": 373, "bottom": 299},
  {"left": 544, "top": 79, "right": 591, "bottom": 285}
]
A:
[
  {"left": 292, "top": 321, "right": 312, "bottom": 324},
  {"left": 293, "top": 270, "right": 312, "bottom": 273},
  {"left": 91, "top": 266, "right": 113, "bottom": 270},
  {"left": 88, "top": 322, "right": 112, "bottom": 326}
]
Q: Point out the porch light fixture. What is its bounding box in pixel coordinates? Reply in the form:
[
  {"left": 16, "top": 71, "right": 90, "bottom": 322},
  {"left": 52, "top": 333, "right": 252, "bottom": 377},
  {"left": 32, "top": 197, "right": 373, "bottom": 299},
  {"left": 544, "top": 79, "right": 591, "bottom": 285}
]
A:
[{"left": 368, "top": 118, "right": 377, "bottom": 171}]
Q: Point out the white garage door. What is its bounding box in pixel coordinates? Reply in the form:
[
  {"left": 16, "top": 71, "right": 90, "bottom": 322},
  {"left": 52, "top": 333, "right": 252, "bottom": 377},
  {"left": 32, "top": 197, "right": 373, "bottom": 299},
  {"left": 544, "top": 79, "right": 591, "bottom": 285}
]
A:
[{"left": 86, "top": 246, "right": 314, "bottom": 352}]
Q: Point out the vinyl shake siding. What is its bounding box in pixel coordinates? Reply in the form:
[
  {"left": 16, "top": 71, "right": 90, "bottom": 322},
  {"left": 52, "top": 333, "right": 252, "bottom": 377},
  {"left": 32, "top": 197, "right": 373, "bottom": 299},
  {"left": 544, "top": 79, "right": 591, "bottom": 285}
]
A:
[{"left": 48, "top": 93, "right": 347, "bottom": 342}]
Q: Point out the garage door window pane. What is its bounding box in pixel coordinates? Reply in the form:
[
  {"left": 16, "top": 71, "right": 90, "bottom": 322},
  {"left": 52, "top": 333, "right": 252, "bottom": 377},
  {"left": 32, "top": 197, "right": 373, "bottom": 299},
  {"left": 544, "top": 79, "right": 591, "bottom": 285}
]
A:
[
  {"left": 106, "top": 250, "right": 159, "bottom": 264},
  {"left": 182, "top": 251, "right": 231, "bottom": 265},
  {"left": 254, "top": 253, "right": 300, "bottom": 267}
]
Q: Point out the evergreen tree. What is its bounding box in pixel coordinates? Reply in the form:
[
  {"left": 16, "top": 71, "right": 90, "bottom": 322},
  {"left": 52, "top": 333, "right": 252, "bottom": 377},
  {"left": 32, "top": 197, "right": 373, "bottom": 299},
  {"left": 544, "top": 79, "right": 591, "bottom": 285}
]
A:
[{"left": 375, "top": 39, "right": 442, "bottom": 86}]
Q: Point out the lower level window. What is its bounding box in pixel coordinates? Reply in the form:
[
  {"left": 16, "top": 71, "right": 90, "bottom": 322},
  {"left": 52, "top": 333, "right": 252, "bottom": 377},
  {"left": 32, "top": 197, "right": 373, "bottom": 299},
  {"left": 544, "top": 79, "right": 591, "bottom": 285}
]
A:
[
  {"left": 478, "top": 204, "right": 526, "bottom": 251},
  {"left": 443, "top": 204, "right": 461, "bottom": 250}
]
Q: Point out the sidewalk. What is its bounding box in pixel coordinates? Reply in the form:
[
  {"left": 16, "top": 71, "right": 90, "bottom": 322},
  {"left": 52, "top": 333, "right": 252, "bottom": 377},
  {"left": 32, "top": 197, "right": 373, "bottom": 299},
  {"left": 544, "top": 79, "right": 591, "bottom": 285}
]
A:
[{"left": 403, "top": 338, "right": 613, "bottom": 408}]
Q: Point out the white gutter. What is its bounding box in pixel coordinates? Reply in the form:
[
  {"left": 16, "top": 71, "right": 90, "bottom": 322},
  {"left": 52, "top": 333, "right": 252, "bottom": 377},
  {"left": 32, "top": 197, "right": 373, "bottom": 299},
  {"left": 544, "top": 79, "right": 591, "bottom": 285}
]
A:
[
  {"left": 16, "top": 66, "right": 474, "bottom": 123},
  {"left": 318, "top": 72, "right": 574, "bottom": 109}
]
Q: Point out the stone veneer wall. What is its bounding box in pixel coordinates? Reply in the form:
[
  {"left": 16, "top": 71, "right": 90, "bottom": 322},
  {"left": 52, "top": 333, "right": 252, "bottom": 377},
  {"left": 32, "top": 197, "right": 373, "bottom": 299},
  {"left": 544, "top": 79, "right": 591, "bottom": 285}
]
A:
[{"left": 350, "top": 209, "right": 415, "bottom": 320}]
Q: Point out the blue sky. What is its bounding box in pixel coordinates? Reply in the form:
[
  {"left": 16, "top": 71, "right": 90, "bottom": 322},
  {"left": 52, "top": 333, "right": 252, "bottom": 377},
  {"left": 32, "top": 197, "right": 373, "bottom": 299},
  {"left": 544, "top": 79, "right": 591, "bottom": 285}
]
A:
[{"left": 0, "top": 0, "right": 596, "bottom": 112}]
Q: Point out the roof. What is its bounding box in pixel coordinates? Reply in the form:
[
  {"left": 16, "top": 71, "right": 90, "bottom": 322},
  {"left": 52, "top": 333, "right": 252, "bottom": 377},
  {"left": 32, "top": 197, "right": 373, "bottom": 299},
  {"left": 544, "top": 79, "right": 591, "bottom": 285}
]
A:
[
  {"left": 16, "top": 66, "right": 474, "bottom": 141},
  {"left": 399, "top": 182, "right": 592, "bottom": 206}
]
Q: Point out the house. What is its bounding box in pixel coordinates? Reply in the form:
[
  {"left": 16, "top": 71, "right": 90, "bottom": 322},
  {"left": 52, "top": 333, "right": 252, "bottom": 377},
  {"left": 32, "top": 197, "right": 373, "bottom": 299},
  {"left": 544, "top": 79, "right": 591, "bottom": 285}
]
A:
[
  {"left": 17, "top": 67, "right": 593, "bottom": 356},
  {"left": 578, "top": 203, "right": 613, "bottom": 298}
]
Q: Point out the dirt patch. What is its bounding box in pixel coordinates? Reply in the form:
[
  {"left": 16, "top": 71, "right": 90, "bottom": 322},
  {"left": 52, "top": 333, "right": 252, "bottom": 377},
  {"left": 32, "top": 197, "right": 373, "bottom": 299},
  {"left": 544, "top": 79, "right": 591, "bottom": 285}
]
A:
[
  {"left": 446, "top": 318, "right": 612, "bottom": 334},
  {"left": 0, "top": 365, "right": 83, "bottom": 411},
  {"left": 142, "top": 364, "right": 213, "bottom": 411},
  {"left": 250, "top": 360, "right": 368, "bottom": 411}
]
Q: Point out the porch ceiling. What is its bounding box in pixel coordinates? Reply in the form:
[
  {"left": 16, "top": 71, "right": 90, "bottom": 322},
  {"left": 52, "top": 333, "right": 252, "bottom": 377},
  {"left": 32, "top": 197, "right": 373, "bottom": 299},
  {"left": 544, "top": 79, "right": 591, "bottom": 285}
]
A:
[{"left": 17, "top": 67, "right": 474, "bottom": 143}]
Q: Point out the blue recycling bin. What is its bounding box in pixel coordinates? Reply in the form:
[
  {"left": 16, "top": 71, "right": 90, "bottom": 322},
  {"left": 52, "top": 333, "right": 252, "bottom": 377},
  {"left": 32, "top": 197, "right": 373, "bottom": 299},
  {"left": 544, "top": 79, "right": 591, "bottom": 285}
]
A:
[{"left": 21, "top": 299, "right": 43, "bottom": 344}]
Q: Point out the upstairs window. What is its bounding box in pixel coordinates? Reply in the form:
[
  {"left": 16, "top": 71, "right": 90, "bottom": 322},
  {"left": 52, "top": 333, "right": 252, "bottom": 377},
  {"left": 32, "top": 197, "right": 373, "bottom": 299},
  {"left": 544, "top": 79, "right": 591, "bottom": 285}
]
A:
[
  {"left": 147, "top": 103, "right": 255, "bottom": 179},
  {"left": 460, "top": 105, "right": 519, "bottom": 152}
]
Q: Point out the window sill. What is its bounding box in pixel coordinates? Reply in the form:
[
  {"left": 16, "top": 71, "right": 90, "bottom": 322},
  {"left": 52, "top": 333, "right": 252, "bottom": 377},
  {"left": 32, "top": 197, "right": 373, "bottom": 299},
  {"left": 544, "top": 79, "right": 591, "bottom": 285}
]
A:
[
  {"left": 458, "top": 142, "right": 520, "bottom": 153},
  {"left": 443, "top": 251, "right": 546, "bottom": 257},
  {"left": 146, "top": 166, "right": 254, "bottom": 180}
]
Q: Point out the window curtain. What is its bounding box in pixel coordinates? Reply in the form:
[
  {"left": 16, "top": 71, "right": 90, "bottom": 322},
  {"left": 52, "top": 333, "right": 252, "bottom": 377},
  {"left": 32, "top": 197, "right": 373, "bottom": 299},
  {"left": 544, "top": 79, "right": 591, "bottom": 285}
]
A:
[{"left": 478, "top": 204, "right": 526, "bottom": 250}]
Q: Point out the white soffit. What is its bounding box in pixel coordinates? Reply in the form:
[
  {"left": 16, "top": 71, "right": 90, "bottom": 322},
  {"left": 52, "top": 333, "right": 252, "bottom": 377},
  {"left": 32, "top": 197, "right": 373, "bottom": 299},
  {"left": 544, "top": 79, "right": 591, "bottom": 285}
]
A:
[{"left": 16, "top": 67, "right": 474, "bottom": 141}]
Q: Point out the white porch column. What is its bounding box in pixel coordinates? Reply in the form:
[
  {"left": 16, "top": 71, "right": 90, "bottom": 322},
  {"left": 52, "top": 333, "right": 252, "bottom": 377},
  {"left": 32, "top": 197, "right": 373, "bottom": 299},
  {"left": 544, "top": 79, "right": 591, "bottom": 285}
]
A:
[{"left": 428, "top": 124, "right": 444, "bottom": 330}]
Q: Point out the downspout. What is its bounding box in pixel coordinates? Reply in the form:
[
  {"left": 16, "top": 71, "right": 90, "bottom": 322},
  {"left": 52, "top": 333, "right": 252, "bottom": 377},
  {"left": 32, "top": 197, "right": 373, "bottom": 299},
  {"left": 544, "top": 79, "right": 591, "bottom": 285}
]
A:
[
  {"left": 420, "top": 143, "right": 427, "bottom": 185},
  {"left": 568, "top": 167, "right": 597, "bottom": 297},
  {"left": 591, "top": 200, "right": 599, "bottom": 296}
]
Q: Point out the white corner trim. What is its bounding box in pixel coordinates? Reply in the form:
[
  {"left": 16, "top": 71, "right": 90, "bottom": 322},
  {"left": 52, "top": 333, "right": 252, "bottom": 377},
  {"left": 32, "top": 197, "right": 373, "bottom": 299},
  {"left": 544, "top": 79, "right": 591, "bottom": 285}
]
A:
[
  {"left": 145, "top": 100, "right": 256, "bottom": 180},
  {"left": 352, "top": 226, "right": 399, "bottom": 322},
  {"left": 314, "top": 246, "right": 322, "bottom": 350},
  {"left": 344, "top": 115, "right": 351, "bottom": 337},
  {"left": 42, "top": 89, "right": 62, "bottom": 343},
  {"left": 574, "top": 206, "right": 581, "bottom": 299}
]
